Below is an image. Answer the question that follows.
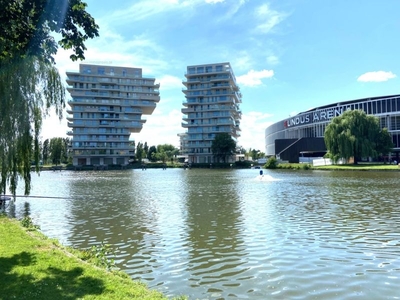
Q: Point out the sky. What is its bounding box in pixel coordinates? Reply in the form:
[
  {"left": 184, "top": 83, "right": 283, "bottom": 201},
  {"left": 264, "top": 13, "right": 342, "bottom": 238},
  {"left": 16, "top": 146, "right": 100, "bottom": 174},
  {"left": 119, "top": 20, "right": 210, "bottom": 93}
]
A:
[{"left": 43, "top": 0, "right": 400, "bottom": 152}]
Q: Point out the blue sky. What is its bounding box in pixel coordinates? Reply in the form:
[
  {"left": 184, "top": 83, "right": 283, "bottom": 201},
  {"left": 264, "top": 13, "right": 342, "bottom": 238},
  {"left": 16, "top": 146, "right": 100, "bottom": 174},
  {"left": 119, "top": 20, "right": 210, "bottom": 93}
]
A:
[{"left": 44, "top": 0, "right": 400, "bottom": 151}]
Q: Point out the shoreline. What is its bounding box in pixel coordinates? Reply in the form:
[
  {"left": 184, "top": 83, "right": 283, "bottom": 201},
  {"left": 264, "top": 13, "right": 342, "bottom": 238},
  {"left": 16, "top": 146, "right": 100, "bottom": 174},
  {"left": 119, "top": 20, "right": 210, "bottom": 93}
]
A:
[{"left": 0, "top": 216, "right": 186, "bottom": 300}]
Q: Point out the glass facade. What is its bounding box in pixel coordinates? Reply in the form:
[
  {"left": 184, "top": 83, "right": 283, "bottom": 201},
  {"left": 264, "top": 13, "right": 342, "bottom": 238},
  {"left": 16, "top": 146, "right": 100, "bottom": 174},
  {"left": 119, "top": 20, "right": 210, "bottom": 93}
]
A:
[{"left": 265, "top": 95, "right": 400, "bottom": 156}]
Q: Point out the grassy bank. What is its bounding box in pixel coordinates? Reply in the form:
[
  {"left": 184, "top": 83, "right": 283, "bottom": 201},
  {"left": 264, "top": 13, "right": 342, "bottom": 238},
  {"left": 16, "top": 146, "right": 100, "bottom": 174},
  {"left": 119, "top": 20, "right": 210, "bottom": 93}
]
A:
[
  {"left": 275, "top": 163, "right": 400, "bottom": 171},
  {"left": 0, "top": 216, "right": 185, "bottom": 300}
]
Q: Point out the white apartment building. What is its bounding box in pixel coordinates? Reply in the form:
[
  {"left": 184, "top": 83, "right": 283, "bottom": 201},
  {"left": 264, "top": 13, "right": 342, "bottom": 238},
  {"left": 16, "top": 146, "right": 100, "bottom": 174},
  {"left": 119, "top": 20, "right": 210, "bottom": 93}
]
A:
[
  {"left": 180, "top": 62, "right": 242, "bottom": 164},
  {"left": 66, "top": 64, "right": 160, "bottom": 167}
]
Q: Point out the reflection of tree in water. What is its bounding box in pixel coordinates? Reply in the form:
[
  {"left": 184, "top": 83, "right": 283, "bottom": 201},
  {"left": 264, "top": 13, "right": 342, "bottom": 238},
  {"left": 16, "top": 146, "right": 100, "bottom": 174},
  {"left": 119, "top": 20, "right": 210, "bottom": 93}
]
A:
[
  {"left": 183, "top": 170, "right": 246, "bottom": 288},
  {"left": 23, "top": 201, "right": 30, "bottom": 217},
  {"left": 65, "top": 171, "right": 160, "bottom": 279}
]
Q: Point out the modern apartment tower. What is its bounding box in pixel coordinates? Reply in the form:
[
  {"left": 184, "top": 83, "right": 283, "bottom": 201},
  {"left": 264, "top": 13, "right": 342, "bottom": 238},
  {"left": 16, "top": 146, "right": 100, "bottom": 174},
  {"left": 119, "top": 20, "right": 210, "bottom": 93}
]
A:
[
  {"left": 66, "top": 64, "right": 160, "bottom": 166},
  {"left": 181, "top": 62, "right": 242, "bottom": 163}
]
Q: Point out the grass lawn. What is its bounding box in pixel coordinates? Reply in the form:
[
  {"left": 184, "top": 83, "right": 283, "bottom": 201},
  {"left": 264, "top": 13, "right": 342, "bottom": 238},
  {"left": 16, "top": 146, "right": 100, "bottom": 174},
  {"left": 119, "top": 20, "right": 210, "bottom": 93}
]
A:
[
  {"left": 0, "top": 216, "right": 185, "bottom": 300},
  {"left": 275, "top": 162, "right": 400, "bottom": 171},
  {"left": 313, "top": 163, "right": 400, "bottom": 171}
]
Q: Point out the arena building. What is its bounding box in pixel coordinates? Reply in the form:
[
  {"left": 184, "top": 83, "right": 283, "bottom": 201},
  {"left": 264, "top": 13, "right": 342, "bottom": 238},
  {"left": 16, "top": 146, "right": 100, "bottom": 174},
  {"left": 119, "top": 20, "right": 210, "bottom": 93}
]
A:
[{"left": 265, "top": 94, "right": 400, "bottom": 163}]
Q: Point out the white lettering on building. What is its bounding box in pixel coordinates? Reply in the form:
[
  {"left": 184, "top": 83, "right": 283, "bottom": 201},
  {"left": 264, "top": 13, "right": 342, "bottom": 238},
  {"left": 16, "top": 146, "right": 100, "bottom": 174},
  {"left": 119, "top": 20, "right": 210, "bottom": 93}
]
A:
[{"left": 286, "top": 105, "right": 351, "bottom": 128}]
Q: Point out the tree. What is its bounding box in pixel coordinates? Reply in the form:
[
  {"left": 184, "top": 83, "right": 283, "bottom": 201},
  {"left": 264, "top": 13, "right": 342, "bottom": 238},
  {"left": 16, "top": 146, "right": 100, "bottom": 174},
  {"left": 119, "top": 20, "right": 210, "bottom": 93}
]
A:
[
  {"left": 376, "top": 128, "right": 394, "bottom": 163},
  {"left": 147, "top": 146, "right": 157, "bottom": 162},
  {"left": 1, "top": 0, "right": 99, "bottom": 62},
  {"left": 155, "top": 144, "right": 179, "bottom": 163},
  {"left": 48, "top": 137, "right": 69, "bottom": 165},
  {"left": 153, "top": 151, "right": 168, "bottom": 163},
  {"left": 211, "top": 133, "right": 236, "bottom": 163},
  {"left": 324, "top": 110, "right": 392, "bottom": 164},
  {"left": 49, "top": 138, "right": 63, "bottom": 166},
  {"left": 149, "top": 144, "right": 179, "bottom": 163},
  {"left": 42, "top": 139, "right": 50, "bottom": 165},
  {"left": 0, "top": 0, "right": 99, "bottom": 195},
  {"left": 143, "top": 142, "right": 149, "bottom": 158},
  {"left": 136, "top": 142, "right": 144, "bottom": 162},
  {"left": 250, "top": 149, "right": 259, "bottom": 160}
]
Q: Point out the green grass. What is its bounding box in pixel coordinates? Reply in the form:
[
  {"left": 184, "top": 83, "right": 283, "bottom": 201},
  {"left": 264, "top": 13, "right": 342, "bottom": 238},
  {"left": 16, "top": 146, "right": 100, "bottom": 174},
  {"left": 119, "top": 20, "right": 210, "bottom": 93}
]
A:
[
  {"left": 313, "top": 163, "right": 399, "bottom": 171},
  {"left": 275, "top": 162, "right": 400, "bottom": 171},
  {"left": 0, "top": 216, "right": 186, "bottom": 300}
]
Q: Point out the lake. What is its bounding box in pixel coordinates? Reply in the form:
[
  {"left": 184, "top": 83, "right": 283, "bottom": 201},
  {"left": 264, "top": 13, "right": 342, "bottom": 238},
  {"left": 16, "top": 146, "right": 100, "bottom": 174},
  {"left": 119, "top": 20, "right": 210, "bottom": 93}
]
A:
[{"left": 6, "top": 168, "right": 400, "bottom": 299}]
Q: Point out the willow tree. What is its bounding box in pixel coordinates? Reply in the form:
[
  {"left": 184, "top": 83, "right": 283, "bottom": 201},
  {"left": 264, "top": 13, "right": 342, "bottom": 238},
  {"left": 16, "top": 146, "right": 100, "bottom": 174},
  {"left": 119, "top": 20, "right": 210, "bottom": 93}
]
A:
[
  {"left": 324, "top": 109, "right": 392, "bottom": 164},
  {"left": 0, "top": 0, "right": 99, "bottom": 195}
]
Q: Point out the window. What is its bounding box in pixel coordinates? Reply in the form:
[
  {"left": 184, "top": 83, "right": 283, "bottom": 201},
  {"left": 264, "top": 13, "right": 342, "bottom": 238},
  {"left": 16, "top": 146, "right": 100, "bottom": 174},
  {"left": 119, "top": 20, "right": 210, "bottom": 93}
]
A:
[
  {"left": 372, "top": 101, "right": 376, "bottom": 114},
  {"left": 391, "top": 99, "right": 396, "bottom": 112},
  {"left": 97, "top": 67, "right": 105, "bottom": 75},
  {"left": 382, "top": 99, "right": 387, "bottom": 113},
  {"left": 377, "top": 101, "right": 382, "bottom": 114}
]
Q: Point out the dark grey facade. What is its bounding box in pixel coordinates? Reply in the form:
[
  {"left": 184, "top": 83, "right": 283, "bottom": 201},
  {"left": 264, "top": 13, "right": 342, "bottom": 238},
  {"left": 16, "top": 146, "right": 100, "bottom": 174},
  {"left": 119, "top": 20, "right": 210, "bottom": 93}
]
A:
[{"left": 265, "top": 94, "right": 400, "bottom": 163}]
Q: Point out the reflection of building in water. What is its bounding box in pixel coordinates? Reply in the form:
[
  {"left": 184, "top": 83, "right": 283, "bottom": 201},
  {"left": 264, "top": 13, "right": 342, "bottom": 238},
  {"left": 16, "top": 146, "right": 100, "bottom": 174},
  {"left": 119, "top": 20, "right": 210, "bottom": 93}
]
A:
[
  {"left": 66, "top": 64, "right": 160, "bottom": 167},
  {"left": 182, "top": 171, "right": 245, "bottom": 290},
  {"left": 265, "top": 94, "right": 400, "bottom": 162},
  {"left": 179, "top": 62, "right": 242, "bottom": 164}
]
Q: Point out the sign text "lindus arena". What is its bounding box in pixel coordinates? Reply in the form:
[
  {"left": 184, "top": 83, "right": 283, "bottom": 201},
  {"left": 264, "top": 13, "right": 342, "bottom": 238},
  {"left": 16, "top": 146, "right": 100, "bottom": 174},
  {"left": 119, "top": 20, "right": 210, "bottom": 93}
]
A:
[{"left": 284, "top": 106, "right": 351, "bottom": 128}]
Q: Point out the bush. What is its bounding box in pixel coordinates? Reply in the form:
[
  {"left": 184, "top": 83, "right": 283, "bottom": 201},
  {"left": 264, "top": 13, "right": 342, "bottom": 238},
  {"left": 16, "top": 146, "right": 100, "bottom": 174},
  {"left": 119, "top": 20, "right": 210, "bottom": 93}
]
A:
[
  {"left": 301, "top": 163, "right": 311, "bottom": 170},
  {"left": 264, "top": 157, "right": 278, "bottom": 169}
]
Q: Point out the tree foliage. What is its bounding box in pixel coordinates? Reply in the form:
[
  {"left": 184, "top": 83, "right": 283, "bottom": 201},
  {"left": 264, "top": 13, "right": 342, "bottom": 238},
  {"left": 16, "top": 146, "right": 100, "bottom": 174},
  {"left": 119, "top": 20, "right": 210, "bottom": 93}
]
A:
[
  {"left": 42, "top": 139, "right": 50, "bottom": 164},
  {"left": 264, "top": 156, "right": 278, "bottom": 169},
  {"left": 324, "top": 110, "right": 393, "bottom": 164},
  {"left": 249, "top": 148, "right": 265, "bottom": 160},
  {"left": 149, "top": 144, "right": 179, "bottom": 163},
  {"left": 47, "top": 137, "right": 69, "bottom": 165},
  {"left": 375, "top": 128, "right": 394, "bottom": 158},
  {"left": 211, "top": 133, "right": 236, "bottom": 163},
  {"left": 147, "top": 146, "right": 157, "bottom": 162},
  {"left": 0, "top": 0, "right": 98, "bottom": 195},
  {"left": 0, "top": 0, "right": 99, "bottom": 62},
  {"left": 135, "top": 142, "right": 144, "bottom": 162}
]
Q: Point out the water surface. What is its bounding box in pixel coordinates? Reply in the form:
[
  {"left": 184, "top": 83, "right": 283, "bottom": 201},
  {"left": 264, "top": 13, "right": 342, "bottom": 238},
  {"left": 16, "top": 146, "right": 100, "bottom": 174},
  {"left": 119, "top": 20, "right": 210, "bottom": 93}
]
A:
[{"left": 9, "top": 169, "right": 400, "bottom": 299}]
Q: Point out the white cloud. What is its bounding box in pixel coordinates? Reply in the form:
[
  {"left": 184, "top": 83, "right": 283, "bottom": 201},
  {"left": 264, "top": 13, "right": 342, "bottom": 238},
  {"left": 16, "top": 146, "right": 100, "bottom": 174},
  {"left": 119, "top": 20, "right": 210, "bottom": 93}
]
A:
[
  {"left": 254, "top": 3, "right": 288, "bottom": 34},
  {"left": 205, "top": 0, "right": 224, "bottom": 3},
  {"left": 105, "top": 0, "right": 183, "bottom": 23},
  {"left": 357, "top": 71, "right": 397, "bottom": 82},
  {"left": 237, "top": 69, "right": 274, "bottom": 87},
  {"left": 238, "top": 111, "right": 273, "bottom": 151},
  {"left": 266, "top": 54, "right": 279, "bottom": 65},
  {"left": 225, "top": 0, "right": 247, "bottom": 18},
  {"left": 132, "top": 108, "right": 182, "bottom": 147},
  {"left": 159, "top": 75, "right": 183, "bottom": 90},
  {"left": 232, "top": 51, "right": 253, "bottom": 71}
]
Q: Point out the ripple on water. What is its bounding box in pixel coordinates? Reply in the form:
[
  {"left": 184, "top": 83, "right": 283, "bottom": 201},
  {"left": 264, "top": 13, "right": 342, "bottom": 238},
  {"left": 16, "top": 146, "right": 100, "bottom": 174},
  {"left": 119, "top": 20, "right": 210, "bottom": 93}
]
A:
[{"left": 13, "top": 169, "right": 400, "bottom": 299}]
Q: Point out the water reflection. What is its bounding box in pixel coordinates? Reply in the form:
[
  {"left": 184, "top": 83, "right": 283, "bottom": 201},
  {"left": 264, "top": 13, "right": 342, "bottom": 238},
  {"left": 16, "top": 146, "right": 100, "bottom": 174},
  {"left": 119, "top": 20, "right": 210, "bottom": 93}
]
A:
[
  {"left": 182, "top": 170, "right": 245, "bottom": 298},
  {"left": 10, "top": 169, "right": 400, "bottom": 299}
]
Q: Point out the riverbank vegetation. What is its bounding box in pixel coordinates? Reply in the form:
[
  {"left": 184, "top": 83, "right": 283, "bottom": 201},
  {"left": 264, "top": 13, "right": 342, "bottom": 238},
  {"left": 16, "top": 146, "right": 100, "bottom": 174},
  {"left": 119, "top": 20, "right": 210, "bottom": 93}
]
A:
[
  {"left": 0, "top": 1, "right": 99, "bottom": 196},
  {"left": 0, "top": 215, "right": 185, "bottom": 299},
  {"left": 265, "top": 161, "right": 399, "bottom": 171},
  {"left": 324, "top": 110, "right": 393, "bottom": 164}
]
